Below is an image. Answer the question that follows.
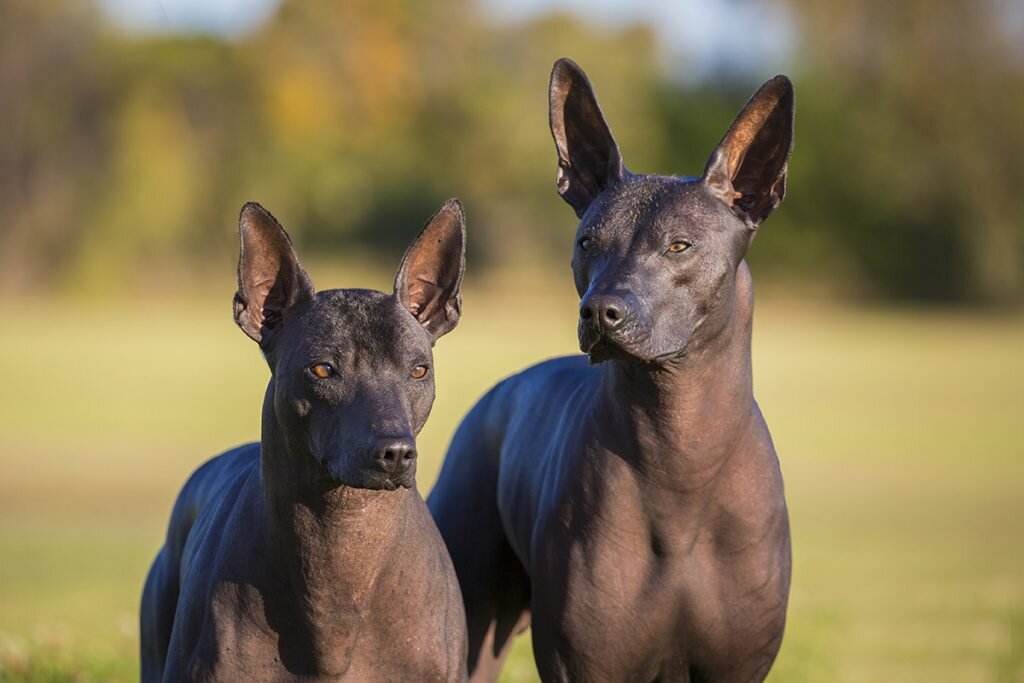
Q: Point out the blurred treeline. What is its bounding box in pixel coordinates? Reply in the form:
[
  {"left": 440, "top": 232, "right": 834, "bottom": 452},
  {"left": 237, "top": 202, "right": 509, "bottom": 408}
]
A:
[{"left": 1, "top": 0, "right": 1022, "bottom": 304}]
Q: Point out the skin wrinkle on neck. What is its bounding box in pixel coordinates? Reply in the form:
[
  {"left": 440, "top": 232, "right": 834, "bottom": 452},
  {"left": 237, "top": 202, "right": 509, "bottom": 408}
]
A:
[
  {"left": 258, "top": 404, "right": 412, "bottom": 671},
  {"left": 594, "top": 263, "right": 755, "bottom": 496}
]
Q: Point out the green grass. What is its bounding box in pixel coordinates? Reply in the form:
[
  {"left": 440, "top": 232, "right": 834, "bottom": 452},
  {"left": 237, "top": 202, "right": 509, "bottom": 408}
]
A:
[{"left": 1, "top": 273, "right": 1022, "bottom": 682}]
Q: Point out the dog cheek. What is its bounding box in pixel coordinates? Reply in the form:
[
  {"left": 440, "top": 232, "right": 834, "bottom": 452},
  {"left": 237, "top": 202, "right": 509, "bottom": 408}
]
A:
[
  {"left": 572, "top": 257, "right": 590, "bottom": 296},
  {"left": 657, "top": 299, "right": 696, "bottom": 356},
  {"left": 274, "top": 395, "right": 311, "bottom": 429},
  {"left": 702, "top": 269, "right": 734, "bottom": 322},
  {"left": 673, "top": 270, "right": 694, "bottom": 288},
  {"left": 292, "top": 398, "right": 311, "bottom": 419},
  {"left": 411, "top": 385, "right": 435, "bottom": 434}
]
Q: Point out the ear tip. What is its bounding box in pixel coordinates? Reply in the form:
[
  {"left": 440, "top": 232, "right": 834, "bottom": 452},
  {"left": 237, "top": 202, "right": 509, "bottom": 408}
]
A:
[
  {"left": 238, "top": 202, "right": 279, "bottom": 237},
  {"left": 239, "top": 201, "right": 266, "bottom": 221},
  {"left": 441, "top": 197, "right": 465, "bottom": 219},
  {"left": 239, "top": 201, "right": 291, "bottom": 237},
  {"left": 550, "top": 57, "right": 586, "bottom": 88},
  {"left": 552, "top": 57, "right": 579, "bottom": 72},
  {"left": 439, "top": 200, "right": 467, "bottom": 242},
  {"left": 767, "top": 75, "right": 795, "bottom": 102}
]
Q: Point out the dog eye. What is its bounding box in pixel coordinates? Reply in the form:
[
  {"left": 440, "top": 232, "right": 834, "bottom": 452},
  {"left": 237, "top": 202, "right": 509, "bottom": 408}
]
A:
[
  {"left": 309, "top": 363, "right": 334, "bottom": 379},
  {"left": 667, "top": 241, "right": 690, "bottom": 254},
  {"left": 410, "top": 365, "right": 429, "bottom": 379},
  {"left": 578, "top": 237, "right": 592, "bottom": 251}
]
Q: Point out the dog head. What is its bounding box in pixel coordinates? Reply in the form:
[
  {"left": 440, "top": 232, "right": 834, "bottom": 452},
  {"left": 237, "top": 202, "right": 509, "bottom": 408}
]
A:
[
  {"left": 549, "top": 58, "right": 793, "bottom": 364},
  {"left": 232, "top": 200, "right": 465, "bottom": 490}
]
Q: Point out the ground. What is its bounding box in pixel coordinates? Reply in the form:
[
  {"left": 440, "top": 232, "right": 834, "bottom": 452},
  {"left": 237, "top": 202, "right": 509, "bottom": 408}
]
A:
[{"left": 0, "top": 268, "right": 1021, "bottom": 682}]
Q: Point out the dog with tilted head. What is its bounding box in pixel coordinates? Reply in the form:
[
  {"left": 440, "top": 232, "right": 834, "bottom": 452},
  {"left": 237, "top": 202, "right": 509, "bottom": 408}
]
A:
[{"left": 429, "top": 60, "right": 794, "bottom": 682}]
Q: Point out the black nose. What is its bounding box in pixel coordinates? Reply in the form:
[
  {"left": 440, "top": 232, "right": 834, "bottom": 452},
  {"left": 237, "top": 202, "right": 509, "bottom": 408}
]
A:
[
  {"left": 373, "top": 437, "right": 417, "bottom": 476},
  {"left": 580, "top": 294, "right": 627, "bottom": 331}
]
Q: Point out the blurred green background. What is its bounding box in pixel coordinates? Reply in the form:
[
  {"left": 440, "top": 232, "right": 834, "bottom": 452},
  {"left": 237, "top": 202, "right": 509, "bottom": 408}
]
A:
[{"left": 0, "top": 0, "right": 1022, "bottom": 681}]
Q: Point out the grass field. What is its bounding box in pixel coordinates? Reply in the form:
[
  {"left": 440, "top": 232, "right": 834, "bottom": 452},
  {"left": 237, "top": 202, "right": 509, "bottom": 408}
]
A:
[{"left": 1, "top": 268, "right": 1022, "bottom": 682}]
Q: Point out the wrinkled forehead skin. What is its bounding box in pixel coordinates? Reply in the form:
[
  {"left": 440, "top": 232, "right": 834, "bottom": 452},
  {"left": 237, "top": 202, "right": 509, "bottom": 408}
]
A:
[
  {"left": 575, "top": 175, "right": 749, "bottom": 282},
  {"left": 274, "top": 289, "right": 434, "bottom": 376}
]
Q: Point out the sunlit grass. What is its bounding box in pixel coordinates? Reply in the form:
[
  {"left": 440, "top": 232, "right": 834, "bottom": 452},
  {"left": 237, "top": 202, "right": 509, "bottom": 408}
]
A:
[{"left": 1, "top": 273, "right": 1022, "bottom": 682}]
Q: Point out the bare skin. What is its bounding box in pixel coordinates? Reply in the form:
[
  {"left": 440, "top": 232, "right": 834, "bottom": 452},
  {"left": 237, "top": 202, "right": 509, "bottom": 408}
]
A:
[
  {"left": 429, "top": 60, "right": 794, "bottom": 682},
  {"left": 142, "top": 201, "right": 470, "bottom": 682}
]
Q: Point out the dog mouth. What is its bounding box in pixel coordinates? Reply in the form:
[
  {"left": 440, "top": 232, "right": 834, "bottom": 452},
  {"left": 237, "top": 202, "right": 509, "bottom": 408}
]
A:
[
  {"left": 580, "top": 323, "right": 687, "bottom": 366},
  {"left": 317, "top": 470, "right": 413, "bottom": 492},
  {"left": 583, "top": 336, "right": 635, "bottom": 364},
  {"left": 313, "top": 455, "right": 414, "bottom": 491},
  {"left": 579, "top": 322, "right": 651, "bottom": 365},
  {"left": 377, "top": 475, "right": 415, "bottom": 491}
]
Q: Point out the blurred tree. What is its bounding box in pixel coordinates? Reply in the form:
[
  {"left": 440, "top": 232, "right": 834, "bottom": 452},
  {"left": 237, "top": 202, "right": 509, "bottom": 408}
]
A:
[
  {"left": 777, "top": 0, "right": 1024, "bottom": 303},
  {"left": 239, "top": 0, "right": 661, "bottom": 266},
  {"left": 0, "top": 0, "right": 112, "bottom": 289},
  {"left": 0, "top": 0, "right": 1020, "bottom": 304},
  {"left": 71, "top": 37, "right": 257, "bottom": 289}
]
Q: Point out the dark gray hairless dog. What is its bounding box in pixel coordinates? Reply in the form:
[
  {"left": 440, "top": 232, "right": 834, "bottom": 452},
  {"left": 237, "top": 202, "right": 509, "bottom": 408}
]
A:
[
  {"left": 141, "top": 200, "right": 469, "bottom": 682},
  {"left": 429, "top": 60, "right": 794, "bottom": 682}
]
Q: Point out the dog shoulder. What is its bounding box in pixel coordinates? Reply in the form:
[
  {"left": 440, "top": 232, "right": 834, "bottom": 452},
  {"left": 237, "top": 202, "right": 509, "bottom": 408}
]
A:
[{"left": 165, "top": 445, "right": 260, "bottom": 552}]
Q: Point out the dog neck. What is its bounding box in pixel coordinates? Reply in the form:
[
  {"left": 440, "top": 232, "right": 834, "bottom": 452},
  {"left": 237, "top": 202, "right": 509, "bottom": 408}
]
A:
[
  {"left": 257, "top": 386, "right": 411, "bottom": 671},
  {"left": 595, "top": 261, "right": 756, "bottom": 492}
]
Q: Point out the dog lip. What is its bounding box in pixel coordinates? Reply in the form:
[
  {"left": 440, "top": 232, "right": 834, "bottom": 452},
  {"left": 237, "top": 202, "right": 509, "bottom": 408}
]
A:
[
  {"left": 585, "top": 332, "right": 684, "bottom": 366},
  {"left": 312, "top": 452, "right": 415, "bottom": 492},
  {"left": 579, "top": 321, "right": 620, "bottom": 354},
  {"left": 579, "top": 333, "right": 598, "bottom": 354},
  {"left": 584, "top": 336, "right": 634, "bottom": 364}
]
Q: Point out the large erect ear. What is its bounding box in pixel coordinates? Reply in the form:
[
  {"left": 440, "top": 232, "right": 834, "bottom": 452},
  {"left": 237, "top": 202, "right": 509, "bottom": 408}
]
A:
[
  {"left": 233, "top": 202, "right": 315, "bottom": 348},
  {"left": 549, "top": 58, "right": 626, "bottom": 218},
  {"left": 394, "top": 199, "right": 466, "bottom": 341},
  {"left": 702, "top": 75, "right": 794, "bottom": 228}
]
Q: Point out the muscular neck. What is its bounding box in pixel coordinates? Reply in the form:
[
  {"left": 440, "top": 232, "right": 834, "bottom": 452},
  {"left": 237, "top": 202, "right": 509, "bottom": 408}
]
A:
[
  {"left": 257, "top": 389, "right": 410, "bottom": 672},
  {"left": 595, "top": 263, "right": 756, "bottom": 492}
]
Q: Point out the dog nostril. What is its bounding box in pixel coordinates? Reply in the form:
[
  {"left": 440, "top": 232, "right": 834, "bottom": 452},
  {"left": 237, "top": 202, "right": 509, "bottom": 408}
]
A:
[
  {"left": 581, "top": 307, "right": 593, "bottom": 320},
  {"left": 375, "top": 441, "right": 416, "bottom": 475},
  {"left": 605, "top": 308, "right": 619, "bottom": 321}
]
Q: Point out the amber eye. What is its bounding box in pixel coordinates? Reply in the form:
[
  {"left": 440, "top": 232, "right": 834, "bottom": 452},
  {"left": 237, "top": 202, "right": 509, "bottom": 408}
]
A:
[
  {"left": 667, "top": 241, "right": 690, "bottom": 253},
  {"left": 578, "top": 237, "right": 592, "bottom": 250},
  {"left": 310, "top": 363, "right": 333, "bottom": 379},
  {"left": 410, "top": 365, "right": 429, "bottom": 379}
]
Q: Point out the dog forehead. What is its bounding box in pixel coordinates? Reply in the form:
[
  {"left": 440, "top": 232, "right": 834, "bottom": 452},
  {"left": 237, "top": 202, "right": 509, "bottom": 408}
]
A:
[
  {"left": 588, "top": 175, "right": 719, "bottom": 238},
  {"left": 652, "top": 181, "right": 731, "bottom": 235},
  {"left": 298, "top": 289, "right": 427, "bottom": 357}
]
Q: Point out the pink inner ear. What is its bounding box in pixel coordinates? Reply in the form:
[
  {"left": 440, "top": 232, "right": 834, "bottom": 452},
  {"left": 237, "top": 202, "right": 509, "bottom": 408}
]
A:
[
  {"left": 724, "top": 98, "right": 777, "bottom": 181},
  {"left": 394, "top": 200, "right": 464, "bottom": 339},
  {"left": 247, "top": 277, "right": 276, "bottom": 325},
  {"left": 707, "top": 79, "right": 792, "bottom": 225},
  {"left": 550, "top": 62, "right": 624, "bottom": 217},
  {"left": 234, "top": 202, "right": 316, "bottom": 345},
  {"left": 407, "top": 275, "right": 443, "bottom": 321}
]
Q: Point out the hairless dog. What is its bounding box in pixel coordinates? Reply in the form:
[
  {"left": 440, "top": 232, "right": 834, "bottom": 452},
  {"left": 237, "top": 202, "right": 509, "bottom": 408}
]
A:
[
  {"left": 429, "top": 59, "right": 794, "bottom": 682},
  {"left": 141, "top": 200, "right": 469, "bottom": 682}
]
